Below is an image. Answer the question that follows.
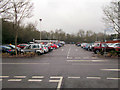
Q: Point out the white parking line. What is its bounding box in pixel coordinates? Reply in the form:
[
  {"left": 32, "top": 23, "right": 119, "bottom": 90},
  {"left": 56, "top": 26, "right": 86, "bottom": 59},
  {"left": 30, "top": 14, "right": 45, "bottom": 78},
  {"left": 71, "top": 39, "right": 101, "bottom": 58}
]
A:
[
  {"left": 67, "top": 57, "right": 73, "bottom": 59},
  {"left": 75, "top": 57, "right": 81, "bottom": 59},
  {"left": 67, "top": 48, "right": 71, "bottom": 58},
  {"left": 72, "top": 63, "right": 119, "bottom": 66},
  {"left": 28, "top": 79, "right": 42, "bottom": 82},
  {"left": 75, "top": 49, "right": 78, "bottom": 51},
  {"left": 0, "top": 76, "right": 9, "bottom": 78},
  {"left": 8, "top": 79, "right": 22, "bottom": 82},
  {"left": 92, "top": 57, "right": 98, "bottom": 59},
  {"left": 68, "top": 77, "right": 80, "bottom": 79},
  {"left": 61, "top": 49, "right": 64, "bottom": 51},
  {"left": 83, "top": 57, "right": 89, "bottom": 59},
  {"left": 67, "top": 60, "right": 108, "bottom": 62},
  {"left": 0, "top": 63, "right": 50, "bottom": 65},
  {"left": 14, "top": 76, "right": 26, "bottom": 78},
  {"left": 107, "top": 78, "right": 120, "bottom": 80},
  {"left": 49, "top": 76, "right": 63, "bottom": 90},
  {"left": 86, "top": 77, "right": 101, "bottom": 79},
  {"left": 0, "top": 79, "right": 2, "bottom": 81},
  {"left": 101, "top": 69, "right": 120, "bottom": 71},
  {"left": 32, "top": 76, "right": 44, "bottom": 78}
]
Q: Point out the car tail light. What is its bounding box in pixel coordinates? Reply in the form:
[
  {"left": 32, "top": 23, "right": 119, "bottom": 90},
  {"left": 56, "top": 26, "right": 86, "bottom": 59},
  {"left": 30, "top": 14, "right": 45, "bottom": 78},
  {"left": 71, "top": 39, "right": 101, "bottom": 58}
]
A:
[
  {"left": 44, "top": 47, "right": 46, "bottom": 49},
  {"left": 40, "top": 48, "right": 42, "bottom": 50},
  {"left": 9, "top": 49, "right": 11, "bottom": 51}
]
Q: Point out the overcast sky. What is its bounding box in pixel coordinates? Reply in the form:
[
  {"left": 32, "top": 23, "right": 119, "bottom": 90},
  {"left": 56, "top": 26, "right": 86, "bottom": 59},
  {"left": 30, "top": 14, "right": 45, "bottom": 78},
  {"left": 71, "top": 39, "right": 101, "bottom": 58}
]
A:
[{"left": 25, "top": 0, "right": 114, "bottom": 34}]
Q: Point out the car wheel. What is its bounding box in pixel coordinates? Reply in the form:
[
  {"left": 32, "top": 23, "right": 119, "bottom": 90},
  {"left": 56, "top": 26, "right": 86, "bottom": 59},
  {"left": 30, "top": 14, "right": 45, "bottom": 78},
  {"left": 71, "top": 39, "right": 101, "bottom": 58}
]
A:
[{"left": 95, "top": 50, "right": 100, "bottom": 54}]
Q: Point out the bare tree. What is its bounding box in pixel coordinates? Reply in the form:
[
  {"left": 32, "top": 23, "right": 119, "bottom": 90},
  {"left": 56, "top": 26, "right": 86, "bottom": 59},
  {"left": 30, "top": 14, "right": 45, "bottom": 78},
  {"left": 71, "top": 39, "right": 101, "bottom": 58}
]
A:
[
  {"left": 1, "top": 0, "right": 33, "bottom": 56},
  {"left": 0, "top": 0, "right": 12, "bottom": 14},
  {"left": 102, "top": 0, "right": 120, "bottom": 38}
]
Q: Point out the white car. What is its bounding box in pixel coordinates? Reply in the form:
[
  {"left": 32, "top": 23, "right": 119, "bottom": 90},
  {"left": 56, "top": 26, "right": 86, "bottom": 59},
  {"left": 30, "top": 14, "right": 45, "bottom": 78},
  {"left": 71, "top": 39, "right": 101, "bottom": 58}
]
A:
[
  {"left": 23, "top": 44, "right": 44, "bottom": 55},
  {"left": 42, "top": 45, "right": 49, "bottom": 53},
  {"left": 108, "top": 43, "right": 120, "bottom": 48}
]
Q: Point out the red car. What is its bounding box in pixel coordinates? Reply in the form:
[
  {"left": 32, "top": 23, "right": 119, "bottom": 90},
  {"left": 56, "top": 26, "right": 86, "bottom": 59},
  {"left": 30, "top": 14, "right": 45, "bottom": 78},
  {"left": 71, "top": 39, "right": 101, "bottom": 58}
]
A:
[
  {"left": 17, "top": 44, "right": 28, "bottom": 49},
  {"left": 93, "top": 42, "right": 114, "bottom": 54},
  {"left": 114, "top": 43, "right": 120, "bottom": 52},
  {"left": 51, "top": 44, "right": 57, "bottom": 49}
]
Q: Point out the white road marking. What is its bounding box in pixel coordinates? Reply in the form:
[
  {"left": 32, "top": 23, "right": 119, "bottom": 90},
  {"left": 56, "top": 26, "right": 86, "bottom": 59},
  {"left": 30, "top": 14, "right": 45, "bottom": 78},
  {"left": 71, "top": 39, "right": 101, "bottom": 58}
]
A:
[
  {"left": 75, "top": 57, "right": 81, "bottom": 59},
  {"left": 83, "top": 57, "right": 89, "bottom": 59},
  {"left": 68, "top": 77, "right": 80, "bottom": 79},
  {"left": 101, "top": 69, "right": 120, "bottom": 71},
  {"left": 86, "top": 77, "right": 101, "bottom": 79},
  {"left": 14, "top": 76, "right": 26, "bottom": 78},
  {"left": 28, "top": 79, "right": 42, "bottom": 82},
  {"left": 0, "top": 63, "right": 50, "bottom": 65},
  {"left": 0, "top": 76, "right": 9, "bottom": 78},
  {"left": 92, "top": 57, "right": 98, "bottom": 59},
  {"left": 0, "top": 79, "right": 2, "bottom": 81},
  {"left": 67, "top": 60, "right": 108, "bottom": 62},
  {"left": 49, "top": 76, "right": 63, "bottom": 90},
  {"left": 67, "top": 48, "right": 71, "bottom": 58},
  {"left": 107, "top": 78, "right": 120, "bottom": 80},
  {"left": 8, "top": 79, "right": 22, "bottom": 82},
  {"left": 32, "top": 76, "right": 44, "bottom": 78},
  {"left": 92, "top": 60, "right": 108, "bottom": 62},
  {"left": 67, "top": 57, "right": 72, "bottom": 59},
  {"left": 72, "top": 63, "right": 119, "bottom": 66}
]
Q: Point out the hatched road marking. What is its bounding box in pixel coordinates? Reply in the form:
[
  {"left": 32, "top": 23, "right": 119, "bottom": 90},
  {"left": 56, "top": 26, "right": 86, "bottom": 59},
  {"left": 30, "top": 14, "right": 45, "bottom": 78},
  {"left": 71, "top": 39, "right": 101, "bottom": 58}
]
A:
[{"left": 49, "top": 76, "right": 63, "bottom": 90}]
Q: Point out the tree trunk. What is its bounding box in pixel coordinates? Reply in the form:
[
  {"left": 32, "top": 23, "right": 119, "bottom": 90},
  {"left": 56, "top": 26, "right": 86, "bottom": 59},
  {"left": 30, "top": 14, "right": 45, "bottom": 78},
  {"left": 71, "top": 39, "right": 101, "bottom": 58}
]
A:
[{"left": 118, "top": 33, "right": 120, "bottom": 39}]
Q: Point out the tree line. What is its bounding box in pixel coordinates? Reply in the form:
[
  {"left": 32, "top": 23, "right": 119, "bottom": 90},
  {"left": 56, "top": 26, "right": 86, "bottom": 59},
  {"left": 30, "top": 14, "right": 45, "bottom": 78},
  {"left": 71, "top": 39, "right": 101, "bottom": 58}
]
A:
[{"left": 2, "top": 19, "right": 113, "bottom": 44}]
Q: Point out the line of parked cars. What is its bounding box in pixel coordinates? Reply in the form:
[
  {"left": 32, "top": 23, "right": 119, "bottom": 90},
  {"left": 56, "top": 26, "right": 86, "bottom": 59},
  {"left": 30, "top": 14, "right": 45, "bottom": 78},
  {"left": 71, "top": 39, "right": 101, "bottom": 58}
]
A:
[
  {"left": 0, "top": 42, "right": 65, "bottom": 55},
  {"left": 76, "top": 42, "right": 120, "bottom": 55}
]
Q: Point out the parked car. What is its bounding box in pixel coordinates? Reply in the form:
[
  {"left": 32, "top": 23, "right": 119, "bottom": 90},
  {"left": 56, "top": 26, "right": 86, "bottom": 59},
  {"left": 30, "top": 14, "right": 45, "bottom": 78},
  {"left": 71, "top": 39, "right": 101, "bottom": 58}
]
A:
[
  {"left": 51, "top": 44, "right": 58, "bottom": 49},
  {"left": 17, "top": 44, "right": 28, "bottom": 49},
  {"left": 113, "top": 43, "right": 120, "bottom": 52},
  {"left": 42, "top": 45, "right": 49, "bottom": 53},
  {"left": 84, "top": 43, "right": 92, "bottom": 51},
  {"left": 46, "top": 44, "right": 53, "bottom": 52},
  {"left": 23, "top": 44, "right": 44, "bottom": 55},
  {"left": 93, "top": 42, "right": 114, "bottom": 54},
  {"left": 81, "top": 43, "right": 87, "bottom": 49},
  {"left": 1, "top": 46, "right": 16, "bottom": 55},
  {"left": 7, "top": 45, "right": 23, "bottom": 54},
  {"left": 88, "top": 43, "right": 94, "bottom": 51}
]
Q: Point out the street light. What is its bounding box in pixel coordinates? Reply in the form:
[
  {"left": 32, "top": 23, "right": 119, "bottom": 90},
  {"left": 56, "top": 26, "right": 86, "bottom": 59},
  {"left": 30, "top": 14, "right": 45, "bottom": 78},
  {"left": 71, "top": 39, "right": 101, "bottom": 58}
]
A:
[{"left": 39, "top": 19, "right": 42, "bottom": 42}]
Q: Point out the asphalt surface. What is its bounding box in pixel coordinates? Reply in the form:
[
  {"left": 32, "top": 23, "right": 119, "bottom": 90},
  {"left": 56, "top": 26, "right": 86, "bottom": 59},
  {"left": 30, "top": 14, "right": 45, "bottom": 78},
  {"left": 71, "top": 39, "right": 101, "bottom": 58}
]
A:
[{"left": 2, "top": 44, "right": 120, "bottom": 89}]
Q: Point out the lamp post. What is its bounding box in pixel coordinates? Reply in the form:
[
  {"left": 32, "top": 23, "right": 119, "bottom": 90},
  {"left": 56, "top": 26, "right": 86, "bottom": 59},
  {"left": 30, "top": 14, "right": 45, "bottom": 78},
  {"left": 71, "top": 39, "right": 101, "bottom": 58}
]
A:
[{"left": 39, "top": 19, "right": 42, "bottom": 43}]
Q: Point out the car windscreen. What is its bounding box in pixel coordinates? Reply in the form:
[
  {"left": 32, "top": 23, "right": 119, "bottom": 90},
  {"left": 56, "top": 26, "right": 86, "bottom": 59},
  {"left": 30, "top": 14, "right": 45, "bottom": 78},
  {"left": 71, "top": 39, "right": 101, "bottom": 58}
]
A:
[{"left": 3, "top": 46, "right": 12, "bottom": 49}]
